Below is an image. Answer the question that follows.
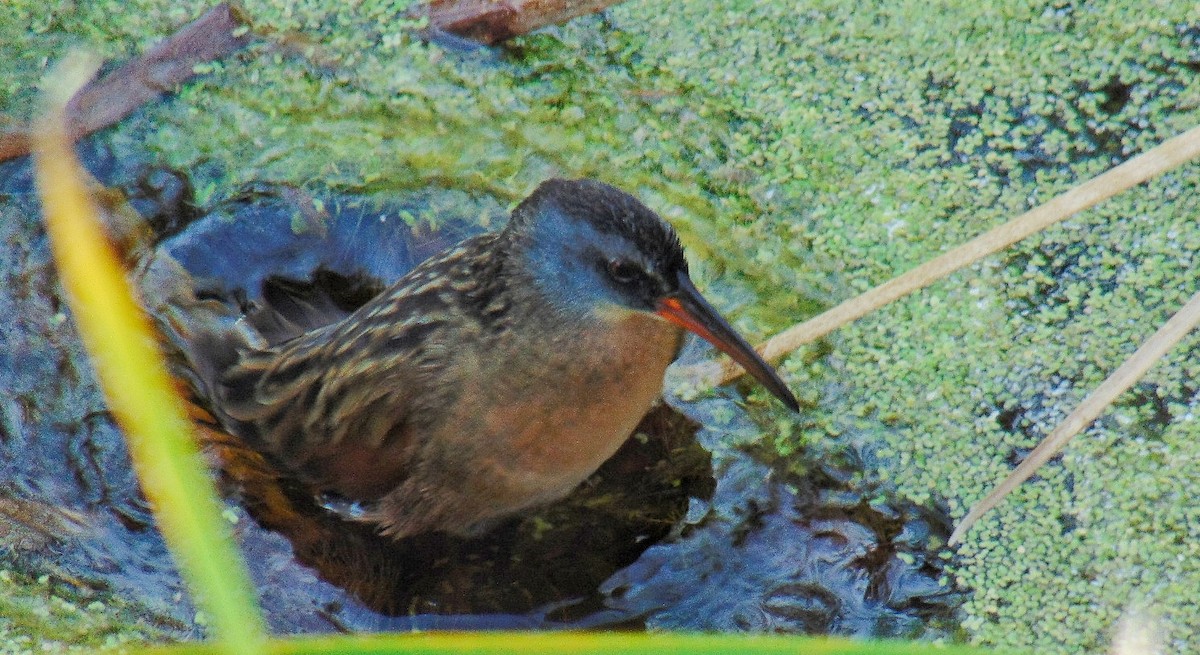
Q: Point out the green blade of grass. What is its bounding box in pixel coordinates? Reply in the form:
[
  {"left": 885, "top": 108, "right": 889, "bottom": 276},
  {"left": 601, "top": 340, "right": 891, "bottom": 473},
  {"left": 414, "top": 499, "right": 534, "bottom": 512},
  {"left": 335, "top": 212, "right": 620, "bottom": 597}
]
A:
[
  {"left": 139, "top": 631, "right": 1017, "bottom": 655},
  {"left": 31, "top": 51, "right": 267, "bottom": 654}
]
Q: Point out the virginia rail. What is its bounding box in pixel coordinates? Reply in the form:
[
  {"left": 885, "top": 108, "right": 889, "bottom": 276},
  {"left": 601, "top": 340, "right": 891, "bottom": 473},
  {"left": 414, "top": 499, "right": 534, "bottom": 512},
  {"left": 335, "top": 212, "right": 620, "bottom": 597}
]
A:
[{"left": 156, "top": 178, "right": 797, "bottom": 539}]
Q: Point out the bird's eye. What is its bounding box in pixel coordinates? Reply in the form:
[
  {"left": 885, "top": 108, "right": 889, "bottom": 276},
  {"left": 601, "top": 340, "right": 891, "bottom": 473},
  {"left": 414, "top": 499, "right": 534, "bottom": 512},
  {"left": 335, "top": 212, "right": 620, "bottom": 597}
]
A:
[{"left": 606, "top": 258, "right": 640, "bottom": 284}]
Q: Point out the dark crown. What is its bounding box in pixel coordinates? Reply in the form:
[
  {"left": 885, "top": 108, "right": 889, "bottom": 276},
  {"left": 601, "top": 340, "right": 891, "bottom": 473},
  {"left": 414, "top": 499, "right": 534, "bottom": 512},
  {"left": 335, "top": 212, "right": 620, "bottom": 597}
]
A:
[{"left": 509, "top": 178, "right": 688, "bottom": 275}]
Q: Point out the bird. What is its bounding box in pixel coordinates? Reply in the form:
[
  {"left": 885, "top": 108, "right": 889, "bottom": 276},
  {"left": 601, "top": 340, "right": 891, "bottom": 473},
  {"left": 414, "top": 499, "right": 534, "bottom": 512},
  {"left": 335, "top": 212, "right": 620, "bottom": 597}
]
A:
[{"left": 150, "top": 178, "right": 798, "bottom": 540}]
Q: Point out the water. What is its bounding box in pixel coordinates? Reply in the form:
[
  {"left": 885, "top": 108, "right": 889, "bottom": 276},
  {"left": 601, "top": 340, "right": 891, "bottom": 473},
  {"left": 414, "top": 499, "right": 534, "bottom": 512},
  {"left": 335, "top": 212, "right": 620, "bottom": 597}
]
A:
[{"left": 0, "top": 136, "right": 961, "bottom": 637}]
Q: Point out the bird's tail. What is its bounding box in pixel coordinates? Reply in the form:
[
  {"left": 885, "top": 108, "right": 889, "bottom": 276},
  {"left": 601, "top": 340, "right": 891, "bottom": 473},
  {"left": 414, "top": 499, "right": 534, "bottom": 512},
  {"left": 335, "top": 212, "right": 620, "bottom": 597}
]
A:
[{"left": 81, "top": 172, "right": 312, "bottom": 526}]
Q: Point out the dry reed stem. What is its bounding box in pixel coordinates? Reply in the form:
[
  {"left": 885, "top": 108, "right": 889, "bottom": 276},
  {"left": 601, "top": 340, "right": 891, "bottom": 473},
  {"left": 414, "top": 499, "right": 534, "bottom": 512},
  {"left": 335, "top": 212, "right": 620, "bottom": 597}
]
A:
[
  {"left": 681, "top": 123, "right": 1200, "bottom": 389},
  {"left": 950, "top": 289, "right": 1200, "bottom": 544}
]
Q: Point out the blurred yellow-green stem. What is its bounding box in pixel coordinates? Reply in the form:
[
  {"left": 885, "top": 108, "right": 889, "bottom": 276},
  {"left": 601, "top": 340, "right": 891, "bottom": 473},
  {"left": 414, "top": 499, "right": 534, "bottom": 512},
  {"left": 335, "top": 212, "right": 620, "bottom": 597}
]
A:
[{"left": 31, "top": 52, "right": 267, "bottom": 655}]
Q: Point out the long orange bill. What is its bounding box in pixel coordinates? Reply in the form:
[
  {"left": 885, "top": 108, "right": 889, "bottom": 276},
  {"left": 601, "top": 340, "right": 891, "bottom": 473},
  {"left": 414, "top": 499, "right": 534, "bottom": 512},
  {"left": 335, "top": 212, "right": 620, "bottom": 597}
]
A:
[{"left": 656, "top": 272, "right": 799, "bottom": 412}]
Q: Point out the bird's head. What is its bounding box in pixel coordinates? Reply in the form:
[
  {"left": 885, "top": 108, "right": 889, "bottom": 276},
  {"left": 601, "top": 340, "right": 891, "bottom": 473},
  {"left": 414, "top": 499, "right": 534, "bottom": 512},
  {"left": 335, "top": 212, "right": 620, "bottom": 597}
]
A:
[{"left": 506, "top": 178, "right": 798, "bottom": 411}]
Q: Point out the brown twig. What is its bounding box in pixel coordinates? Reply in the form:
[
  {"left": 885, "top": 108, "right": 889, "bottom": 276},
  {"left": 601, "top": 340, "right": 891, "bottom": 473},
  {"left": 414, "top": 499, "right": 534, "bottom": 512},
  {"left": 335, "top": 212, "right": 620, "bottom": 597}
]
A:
[
  {"left": 949, "top": 289, "right": 1200, "bottom": 544},
  {"left": 679, "top": 123, "right": 1200, "bottom": 390},
  {"left": 416, "top": 0, "right": 627, "bottom": 44},
  {"left": 0, "top": 1, "right": 629, "bottom": 160},
  {"left": 0, "top": 3, "right": 252, "bottom": 163}
]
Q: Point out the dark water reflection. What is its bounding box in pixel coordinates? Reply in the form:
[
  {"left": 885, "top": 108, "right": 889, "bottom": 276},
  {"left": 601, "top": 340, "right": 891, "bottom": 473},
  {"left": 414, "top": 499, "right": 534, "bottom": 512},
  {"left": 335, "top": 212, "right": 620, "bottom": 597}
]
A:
[{"left": 0, "top": 139, "right": 961, "bottom": 638}]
